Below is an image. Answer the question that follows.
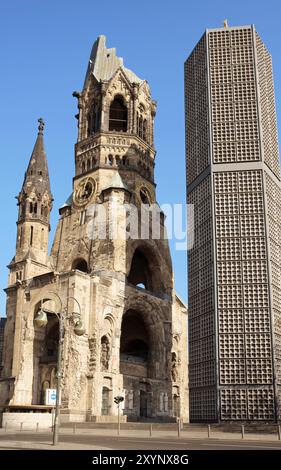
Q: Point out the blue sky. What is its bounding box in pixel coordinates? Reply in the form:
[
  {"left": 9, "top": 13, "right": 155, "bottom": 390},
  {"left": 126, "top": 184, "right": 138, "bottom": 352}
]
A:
[{"left": 0, "top": 0, "right": 281, "bottom": 314}]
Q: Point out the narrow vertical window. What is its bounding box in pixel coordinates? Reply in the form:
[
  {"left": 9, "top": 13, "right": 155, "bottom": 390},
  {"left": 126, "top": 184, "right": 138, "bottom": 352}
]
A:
[
  {"left": 30, "top": 226, "right": 34, "bottom": 246},
  {"left": 19, "top": 226, "right": 23, "bottom": 248},
  {"left": 41, "top": 228, "right": 44, "bottom": 249},
  {"left": 143, "top": 120, "right": 147, "bottom": 142}
]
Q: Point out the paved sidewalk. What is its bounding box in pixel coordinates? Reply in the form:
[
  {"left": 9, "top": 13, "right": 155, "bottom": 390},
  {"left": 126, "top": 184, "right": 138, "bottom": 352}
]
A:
[
  {"left": 0, "top": 439, "right": 111, "bottom": 450},
  {"left": 0, "top": 427, "right": 281, "bottom": 450}
]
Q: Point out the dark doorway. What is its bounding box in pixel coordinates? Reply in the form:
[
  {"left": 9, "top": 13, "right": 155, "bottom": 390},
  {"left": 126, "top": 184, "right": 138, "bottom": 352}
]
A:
[
  {"left": 33, "top": 308, "right": 59, "bottom": 405},
  {"left": 140, "top": 390, "right": 148, "bottom": 418},
  {"left": 101, "top": 387, "right": 111, "bottom": 415},
  {"left": 173, "top": 394, "right": 180, "bottom": 418},
  {"left": 120, "top": 310, "right": 149, "bottom": 364}
]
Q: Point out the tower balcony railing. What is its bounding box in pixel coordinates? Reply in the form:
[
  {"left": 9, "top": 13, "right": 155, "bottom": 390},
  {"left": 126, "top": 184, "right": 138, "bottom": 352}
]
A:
[{"left": 76, "top": 130, "right": 155, "bottom": 156}]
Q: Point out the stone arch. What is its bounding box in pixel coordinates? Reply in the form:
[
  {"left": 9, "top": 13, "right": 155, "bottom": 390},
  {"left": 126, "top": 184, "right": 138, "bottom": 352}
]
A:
[
  {"left": 107, "top": 154, "right": 114, "bottom": 166},
  {"left": 72, "top": 258, "right": 88, "bottom": 273},
  {"left": 32, "top": 298, "right": 59, "bottom": 405},
  {"left": 120, "top": 309, "right": 151, "bottom": 376},
  {"left": 102, "top": 312, "right": 115, "bottom": 338},
  {"left": 109, "top": 94, "right": 128, "bottom": 132},
  {"left": 26, "top": 293, "right": 60, "bottom": 329},
  {"left": 120, "top": 301, "right": 168, "bottom": 419},
  {"left": 123, "top": 296, "right": 168, "bottom": 367},
  {"left": 123, "top": 295, "right": 167, "bottom": 332},
  {"left": 127, "top": 249, "right": 152, "bottom": 290},
  {"left": 127, "top": 242, "right": 167, "bottom": 295}
]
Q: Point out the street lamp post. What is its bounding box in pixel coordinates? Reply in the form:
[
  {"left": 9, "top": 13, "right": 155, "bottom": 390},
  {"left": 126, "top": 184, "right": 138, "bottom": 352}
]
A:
[
  {"left": 34, "top": 292, "right": 85, "bottom": 446},
  {"left": 114, "top": 396, "right": 124, "bottom": 436}
]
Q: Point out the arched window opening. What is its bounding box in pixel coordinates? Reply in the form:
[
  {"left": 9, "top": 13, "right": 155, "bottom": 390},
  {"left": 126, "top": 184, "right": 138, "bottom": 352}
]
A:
[
  {"left": 72, "top": 258, "right": 88, "bottom": 273},
  {"left": 108, "top": 154, "right": 114, "bottom": 166},
  {"left": 137, "top": 105, "right": 148, "bottom": 142},
  {"left": 87, "top": 159, "right": 91, "bottom": 171},
  {"left": 109, "top": 96, "right": 127, "bottom": 132},
  {"left": 87, "top": 104, "right": 100, "bottom": 136},
  {"left": 140, "top": 188, "right": 150, "bottom": 205},
  {"left": 33, "top": 309, "right": 59, "bottom": 405},
  {"left": 127, "top": 249, "right": 152, "bottom": 291},
  {"left": 120, "top": 310, "right": 155, "bottom": 416},
  {"left": 139, "top": 116, "right": 143, "bottom": 139},
  {"left": 30, "top": 202, "right": 34, "bottom": 213},
  {"left": 120, "top": 310, "right": 149, "bottom": 364},
  {"left": 143, "top": 120, "right": 147, "bottom": 142},
  {"left": 34, "top": 203, "right": 38, "bottom": 214},
  {"left": 82, "top": 161, "right": 86, "bottom": 173}
]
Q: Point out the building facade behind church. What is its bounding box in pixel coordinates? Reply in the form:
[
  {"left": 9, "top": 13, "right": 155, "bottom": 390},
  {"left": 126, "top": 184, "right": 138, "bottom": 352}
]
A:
[
  {"left": 185, "top": 24, "right": 281, "bottom": 422},
  {"left": 0, "top": 36, "right": 188, "bottom": 422}
]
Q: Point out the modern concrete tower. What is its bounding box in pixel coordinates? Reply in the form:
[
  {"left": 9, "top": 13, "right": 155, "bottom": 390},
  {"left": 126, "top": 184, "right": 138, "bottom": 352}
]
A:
[{"left": 185, "top": 23, "right": 281, "bottom": 422}]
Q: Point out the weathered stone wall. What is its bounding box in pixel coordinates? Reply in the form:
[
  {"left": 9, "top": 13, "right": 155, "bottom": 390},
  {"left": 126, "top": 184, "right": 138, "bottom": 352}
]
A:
[{"left": 0, "top": 37, "right": 189, "bottom": 423}]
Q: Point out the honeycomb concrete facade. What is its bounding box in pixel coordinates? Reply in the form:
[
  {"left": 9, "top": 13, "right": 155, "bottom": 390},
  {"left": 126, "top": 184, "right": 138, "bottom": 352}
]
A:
[
  {"left": 0, "top": 36, "right": 188, "bottom": 424},
  {"left": 185, "top": 24, "right": 281, "bottom": 422}
]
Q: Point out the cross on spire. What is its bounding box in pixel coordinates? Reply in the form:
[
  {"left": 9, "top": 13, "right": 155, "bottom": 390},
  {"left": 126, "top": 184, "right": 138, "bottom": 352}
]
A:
[{"left": 38, "top": 117, "right": 45, "bottom": 135}]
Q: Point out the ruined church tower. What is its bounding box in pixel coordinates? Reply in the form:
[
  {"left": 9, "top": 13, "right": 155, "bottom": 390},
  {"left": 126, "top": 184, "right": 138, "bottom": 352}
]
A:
[{"left": 0, "top": 36, "right": 188, "bottom": 423}]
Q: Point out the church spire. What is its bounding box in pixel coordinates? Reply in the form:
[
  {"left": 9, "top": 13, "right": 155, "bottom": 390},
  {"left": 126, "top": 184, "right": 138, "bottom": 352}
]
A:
[
  {"left": 21, "top": 118, "right": 52, "bottom": 197},
  {"left": 13, "top": 118, "right": 53, "bottom": 266}
]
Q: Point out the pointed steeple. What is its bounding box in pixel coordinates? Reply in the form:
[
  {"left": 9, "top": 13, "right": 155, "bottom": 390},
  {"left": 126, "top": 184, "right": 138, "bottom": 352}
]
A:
[
  {"left": 13, "top": 118, "right": 53, "bottom": 267},
  {"left": 17, "top": 118, "right": 53, "bottom": 226},
  {"left": 21, "top": 118, "right": 52, "bottom": 197}
]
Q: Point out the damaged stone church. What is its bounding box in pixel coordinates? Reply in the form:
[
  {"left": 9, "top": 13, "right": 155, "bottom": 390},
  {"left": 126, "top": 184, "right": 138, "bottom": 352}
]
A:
[{"left": 0, "top": 36, "right": 188, "bottom": 423}]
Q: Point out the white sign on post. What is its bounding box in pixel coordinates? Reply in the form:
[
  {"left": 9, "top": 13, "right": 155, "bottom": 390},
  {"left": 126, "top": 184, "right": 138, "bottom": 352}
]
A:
[{"left": 45, "top": 388, "right": 57, "bottom": 406}]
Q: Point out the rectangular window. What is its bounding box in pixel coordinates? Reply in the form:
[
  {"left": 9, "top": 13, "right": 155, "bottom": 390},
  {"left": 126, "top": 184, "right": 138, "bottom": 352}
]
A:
[{"left": 79, "top": 210, "right": 87, "bottom": 225}]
